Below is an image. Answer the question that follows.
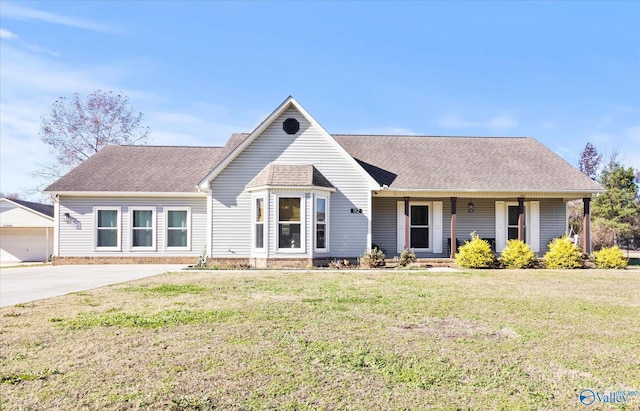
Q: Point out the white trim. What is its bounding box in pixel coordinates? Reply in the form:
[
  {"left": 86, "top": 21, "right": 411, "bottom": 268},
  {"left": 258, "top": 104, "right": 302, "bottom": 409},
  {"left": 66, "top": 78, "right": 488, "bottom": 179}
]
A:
[
  {"left": 314, "top": 195, "right": 329, "bottom": 252},
  {"left": 276, "top": 194, "right": 305, "bottom": 253},
  {"left": 53, "top": 196, "right": 59, "bottom": 256},
  {"left": 93, "top": 206, "right": 121, "bottom": 251},
  {"left": 252, "top": 193, "right": 268, "bottom": 254},
  {"left": 206, "top": 191, "right": 213, "bottom": 258},
  {"left": 198, "top": 96, "right": 380, "bottom": 190},
  {"left": 163, "top": 207, "right": 191, "bottom": 251},
  {"left": 529, "top": 201, "right": 540, "bottom": 252},
  {"left": 495, "top": 201, "right": 506, "bottom": 252},
  {"left": 246, "top": 185, "right": 336, "bottom": 193},
  {"left": 397, "top": 201, "right": 439, "bottom": 253},
  {"left": 43, "top": 191, "right": 207, "bottom": 198},
  {"left": 129, "top": 207, "right": 156, "bottom": 251},
  {"left": 374, "top": 190, "right": 604, "bottom": 198}
]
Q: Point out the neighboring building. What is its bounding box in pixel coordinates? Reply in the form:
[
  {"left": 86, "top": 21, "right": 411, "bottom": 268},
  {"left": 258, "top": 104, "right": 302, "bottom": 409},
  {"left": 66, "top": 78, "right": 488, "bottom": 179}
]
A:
[
  {"left": 0, "top": 198, "right": 54, "bottom": 263},
  {"left": 44, "top": 97, "right": 604, "bottom": 267}
]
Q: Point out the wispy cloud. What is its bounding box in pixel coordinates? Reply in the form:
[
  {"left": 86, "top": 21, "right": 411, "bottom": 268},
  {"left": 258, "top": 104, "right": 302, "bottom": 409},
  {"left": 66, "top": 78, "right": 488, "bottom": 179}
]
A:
[
  {"left": 0, "top": 28, "right": 18, "bottom": 39},
  {"left": 2, "top": 2, "right": 118, "bottom": 33},
  {"left": 437, "top": 114, "right": 518, "bottom": 131}
]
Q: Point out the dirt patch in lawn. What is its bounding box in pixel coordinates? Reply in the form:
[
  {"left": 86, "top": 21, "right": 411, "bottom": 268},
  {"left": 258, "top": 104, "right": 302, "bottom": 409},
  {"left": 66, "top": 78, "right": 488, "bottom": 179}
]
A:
[{"left": 392, "top": 316, "right": 520, "bottom": 340}]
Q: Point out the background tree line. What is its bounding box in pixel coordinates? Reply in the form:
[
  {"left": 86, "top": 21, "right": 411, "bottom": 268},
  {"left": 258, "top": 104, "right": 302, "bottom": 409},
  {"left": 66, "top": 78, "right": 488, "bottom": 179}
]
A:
[{"left": 571, "top": 143, "right": 639, "bottom": 251}]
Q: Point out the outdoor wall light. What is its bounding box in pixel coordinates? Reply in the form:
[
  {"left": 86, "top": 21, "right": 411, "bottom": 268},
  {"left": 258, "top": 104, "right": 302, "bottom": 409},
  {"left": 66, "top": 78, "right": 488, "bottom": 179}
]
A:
[
  {"left": 467, "top": 201, "right": 475, "bottom": 213},
  {"left": 64, "top": 212, "right": 71, "bottom": 223}
]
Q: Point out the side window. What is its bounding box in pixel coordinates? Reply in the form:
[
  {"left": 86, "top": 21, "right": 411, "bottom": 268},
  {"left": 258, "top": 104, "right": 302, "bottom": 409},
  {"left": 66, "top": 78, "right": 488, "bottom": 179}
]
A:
[
  {"left": 315, "top": 197, "right": 328, "bottom": 250},
  {"left": 95, "top": 207, "right": 120, "bottom": 249},
  {"left": 131, "top": 208, "right": 155, "bottom": 249},
  {"left": 165, "top": 208, "right": 190, "bottom": 249},
  {"left": 255, "top": 197, "right": 265, "bottom": 250}
]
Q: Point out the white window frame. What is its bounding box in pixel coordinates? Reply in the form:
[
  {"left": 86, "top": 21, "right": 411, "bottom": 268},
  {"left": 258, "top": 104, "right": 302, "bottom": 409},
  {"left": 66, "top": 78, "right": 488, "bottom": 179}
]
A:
[
  {"left": 164, "top": 207, "right": 191, "bottom": 250},
  {"left": 276, "top": 195, "right": 305, "bottom": 253},
  {"left": 93, "top": 206, "right": 121, "bottom": 251},
  {"left": 409, "top": 201, "right": 432, "bottom": 252},
  {"left": 129, "top": 207, "right": 156, "bottom": 251},
  {"left": 252, "top": 194, "right": 267, "bottom": 253},
  {"left": 314, "top": 196, "right": 329, "bottom": 252}
]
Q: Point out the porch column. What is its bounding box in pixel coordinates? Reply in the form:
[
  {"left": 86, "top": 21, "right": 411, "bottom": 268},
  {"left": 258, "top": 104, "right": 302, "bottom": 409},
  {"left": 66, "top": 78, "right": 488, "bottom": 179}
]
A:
[
  {"left": 450, "top": 197, "right": 457, "bottom": 258},
  {"left": 404, "top": 197, "right": 410, "bottom": 249},
  {"left": 518, "top": 197, "right": 525, "bottom": 242},
  {"left": 583, "top": 197, "right": 591, "bottom": 254}
]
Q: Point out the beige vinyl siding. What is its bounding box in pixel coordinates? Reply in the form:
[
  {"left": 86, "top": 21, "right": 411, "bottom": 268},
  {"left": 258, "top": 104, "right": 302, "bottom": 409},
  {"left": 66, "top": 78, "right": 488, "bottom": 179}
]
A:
[
  {"left": 211, "top": 107, "right": 371, "bottom": 258},
  {"left": 57, "top": 196, "right": 207, "bottom": 257}
]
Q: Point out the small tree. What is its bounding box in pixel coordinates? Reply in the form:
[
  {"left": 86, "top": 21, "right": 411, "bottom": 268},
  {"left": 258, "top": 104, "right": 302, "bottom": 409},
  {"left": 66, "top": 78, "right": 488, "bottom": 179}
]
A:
[
  {"left": 500, "top": 239, "right": 537, "bottom": 269},
  {"left": 544, "top": 236, "right": 583, "bottom": 269},
  {"left": 577, "top": 142, "right": 601, "bottom": 180},
  {"left": 34, "top": 90, "right": 150, "bottom": 187},
  {"left": 455, "top": 232, "right": 496, "bottom": 269}
]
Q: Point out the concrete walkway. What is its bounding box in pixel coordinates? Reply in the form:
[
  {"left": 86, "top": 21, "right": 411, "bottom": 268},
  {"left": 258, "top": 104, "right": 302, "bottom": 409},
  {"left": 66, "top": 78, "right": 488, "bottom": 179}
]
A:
[{"left": 0, "top": 264, "right": 185, "bottom": 307}]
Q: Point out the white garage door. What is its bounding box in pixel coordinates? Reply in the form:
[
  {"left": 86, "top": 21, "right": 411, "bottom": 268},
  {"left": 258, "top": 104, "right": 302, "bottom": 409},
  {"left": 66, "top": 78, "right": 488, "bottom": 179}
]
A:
[{"left": 0, "top": 228, "right": 52, "bottom": 263}]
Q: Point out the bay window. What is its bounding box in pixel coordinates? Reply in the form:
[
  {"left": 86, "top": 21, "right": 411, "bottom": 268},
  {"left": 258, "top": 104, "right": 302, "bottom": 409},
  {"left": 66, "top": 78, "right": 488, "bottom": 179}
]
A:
[{"left": 278, "top": 197, "right": 302, "bottom": 249}]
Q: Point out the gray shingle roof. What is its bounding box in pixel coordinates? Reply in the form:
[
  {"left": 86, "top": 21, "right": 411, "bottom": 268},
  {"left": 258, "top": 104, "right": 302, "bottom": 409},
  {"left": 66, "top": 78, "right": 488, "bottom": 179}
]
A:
[
  {"left": 45, "top": 145, "right": 224, "bottom": 193},
  {"left": 246, "top": 163, "right": 334, "bottom": 189},
  {"left": 333, "top": 135, "right": 604, "bottom": 192},
  {"left": 4, "top": 198, "right": 54, "bottom": 218},
  {"left": 44, "top": 134, "right": 603, "bottom": 194}
]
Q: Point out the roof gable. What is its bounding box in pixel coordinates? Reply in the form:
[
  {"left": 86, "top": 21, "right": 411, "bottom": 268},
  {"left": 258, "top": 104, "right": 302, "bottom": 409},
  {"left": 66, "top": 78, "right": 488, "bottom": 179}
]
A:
[
  {"left": 197, "top": 96, "right": 379, "bottom": 190},
  {"left": 246, "top": 163, "right": 335, "bottom": 190},
  {"left": 0, "top": 198, "right": 54, "bottom": 222}
]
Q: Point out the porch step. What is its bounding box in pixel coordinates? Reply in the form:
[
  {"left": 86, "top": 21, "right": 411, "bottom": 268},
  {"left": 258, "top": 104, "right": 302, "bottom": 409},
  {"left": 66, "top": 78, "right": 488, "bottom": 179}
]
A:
[{"left": 384, "top": 258, "right": 457, "bottom": 269}]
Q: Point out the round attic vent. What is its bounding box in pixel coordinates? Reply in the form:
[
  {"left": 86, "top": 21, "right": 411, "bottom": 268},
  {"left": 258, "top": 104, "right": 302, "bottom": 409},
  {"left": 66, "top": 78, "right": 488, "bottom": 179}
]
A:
[{"left": 283, "top": 118, "right": 300, "bottom": 135}]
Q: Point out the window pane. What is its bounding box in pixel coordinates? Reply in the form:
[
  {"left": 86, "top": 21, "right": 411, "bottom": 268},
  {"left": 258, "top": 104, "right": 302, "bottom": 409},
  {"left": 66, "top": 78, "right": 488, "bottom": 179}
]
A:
[
  {"left": 168, "top": 229, "right": 187, "bottom": 247},
  {"left": 508, "top": 206, "right": 525, "bottom": 226},
  {"left": 98, "top": 210, "right": 117, "bottom": 228},
  {"left": 279, "top": 198, "right": 300, "bottom": 222},
  {"left": 97, "top": 229, "right": 117, "bottom": 247},
  {"left": 508, "top": 227, "right": 519, "bottom": 241},
  {"left": 316, "top": 224, "right": 326, "bottom": 249},
  {"left": 133, "top": 229, "right": 152, "bottom": 247},
  {"left": 168, "top": 210, "right": 187, "bottom": 228},
  {"left": 279, "top": 223, "right": 301, "bottom": 248},
  {"left": 256, "top": 198, "right": 264, "bottom": 223},
  {"left": 133, "top": 210, "right": 153, "bottom": 228},
  {"left": 255, "top": 224, "right": 264, "bottom": 249},
  {"left": 411, "top": 227, "right": 429, "bottom": 248},
  {"left": 316, "top": 198, "right": 326, "bottom": 223},
  {"left": 411, "top": 205, "right": 429, "bottom": 226}
]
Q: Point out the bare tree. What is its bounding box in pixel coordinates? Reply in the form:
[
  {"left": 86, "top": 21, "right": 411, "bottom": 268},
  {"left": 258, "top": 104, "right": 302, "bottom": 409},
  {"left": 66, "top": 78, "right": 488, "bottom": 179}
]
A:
[
  {"left": 577, "top": 142, "right": 601, "bottom": 180},
  {"left": 0, "top": 192, "right": 21, "bottom": 200},
  {"left": 34, "top": 90, "right": 150, "bottom": 185}
]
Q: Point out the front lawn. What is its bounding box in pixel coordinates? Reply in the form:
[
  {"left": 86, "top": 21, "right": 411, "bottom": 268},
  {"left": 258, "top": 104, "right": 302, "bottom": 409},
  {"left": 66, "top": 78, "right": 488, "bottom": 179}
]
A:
[{"left": 1, "top": 269, "right": 638, "bottom": 410}]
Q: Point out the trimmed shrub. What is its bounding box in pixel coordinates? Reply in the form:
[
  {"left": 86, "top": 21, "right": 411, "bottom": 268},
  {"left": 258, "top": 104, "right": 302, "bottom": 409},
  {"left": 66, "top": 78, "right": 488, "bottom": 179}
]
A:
[
  {"left": 399, "top": 248, "right": 417, "bottom": 267},
  {"left": 500, "top": 239, "right": 538, "bottom": 269},
  {"left": 455, "top": 232, "right": 496, "bottom": 269},
  {"left": 593, "top": 246, "right": 628, "bottom": 269},
  {"left": 544, "top": 236, "right": 583, "bottom": 269},
  {"left": 360, "top": 247, "right": 386, "bottom": 268}
]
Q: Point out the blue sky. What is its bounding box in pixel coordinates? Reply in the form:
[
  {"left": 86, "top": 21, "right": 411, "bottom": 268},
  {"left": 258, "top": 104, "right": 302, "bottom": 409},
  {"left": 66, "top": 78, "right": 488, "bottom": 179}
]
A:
[{"left": 1, "top": 1, "right": 639, "bottom": 200}]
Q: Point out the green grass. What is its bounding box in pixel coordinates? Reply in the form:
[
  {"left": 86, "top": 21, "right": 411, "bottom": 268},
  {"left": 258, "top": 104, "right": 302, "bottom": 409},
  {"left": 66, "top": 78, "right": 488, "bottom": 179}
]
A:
[{"left": 0, "top": 269, "right": 639, "bottom": 410}]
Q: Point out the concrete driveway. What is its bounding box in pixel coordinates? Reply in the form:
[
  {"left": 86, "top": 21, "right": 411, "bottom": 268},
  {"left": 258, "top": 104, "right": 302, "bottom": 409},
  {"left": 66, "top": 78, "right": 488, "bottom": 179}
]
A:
[{"left": 0, "top": 264, "right": 185, "bottom": 307}]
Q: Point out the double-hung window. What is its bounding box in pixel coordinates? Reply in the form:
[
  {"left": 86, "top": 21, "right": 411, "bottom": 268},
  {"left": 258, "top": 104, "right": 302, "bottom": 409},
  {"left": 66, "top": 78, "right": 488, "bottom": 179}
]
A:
[
  {"left": 165, "top": 208, "right": 190, "bottom": 249},
  {"left": 278, "top": 197, "right": 301, "bottom": 249},
  {"left": 95, "top": 207, "right": 121, "bottom": 250},
  {"left": 131, "top": 208, "right": 155, "bottom": 249},
  {"left": 315, "top": 197, "right": 328, "bottom": 251},
  {"left": 254, "top": 197, "right": 266, "bottom": 250}
]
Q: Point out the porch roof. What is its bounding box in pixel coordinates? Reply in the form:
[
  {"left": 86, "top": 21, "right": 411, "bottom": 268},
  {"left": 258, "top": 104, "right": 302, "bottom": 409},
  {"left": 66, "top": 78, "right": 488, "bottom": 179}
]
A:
[
  {"left": 333, "top": 135, "right": 604, "bottom": 193},
  {"left": 246, "top": 163, "right": 334, "bottom": 190}
]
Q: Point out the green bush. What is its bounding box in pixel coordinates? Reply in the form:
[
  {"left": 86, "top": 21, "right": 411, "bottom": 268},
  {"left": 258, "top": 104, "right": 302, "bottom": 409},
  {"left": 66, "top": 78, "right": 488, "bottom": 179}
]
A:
[
  {"left": 399, "top": 248, "right": 417, "bottom": 267},
  {"left": 360, "top": 247, "right": 386, "bottom": 268},
  {"left": 593, "top": 246, "right": 628, "bottom": 269},
  {"left": 543, "top": 236, "right": 583, "bottom": 269},
  {"left": 500, "top": 239, "right": 537, "bottom": 269},
  {"left": 455, "top": 232, "right": 496, "bottom": 269}
]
